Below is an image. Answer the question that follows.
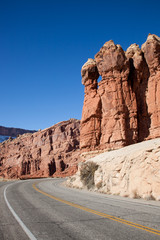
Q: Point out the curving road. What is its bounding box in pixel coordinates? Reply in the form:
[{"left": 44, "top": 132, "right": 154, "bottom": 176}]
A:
[{"left": 0, "top": 178, "right": 160, "bottom": 240}]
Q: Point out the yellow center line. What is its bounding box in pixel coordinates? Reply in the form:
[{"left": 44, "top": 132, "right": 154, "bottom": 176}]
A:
[{"left": 32, "top": 182, "right": 160, "bottom": 236}]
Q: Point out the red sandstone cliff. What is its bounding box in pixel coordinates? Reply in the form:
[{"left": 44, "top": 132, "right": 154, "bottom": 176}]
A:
[
  {"left": 0, "top": 119, "right": 80, "bottom": 179},
  {"left": 80, "top": 34, "right": 160, "bottom": 152}
]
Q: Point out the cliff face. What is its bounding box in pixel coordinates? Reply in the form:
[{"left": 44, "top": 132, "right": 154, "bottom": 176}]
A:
[
  {"left": 80, "top": 34, "right": 160, "bottom": 152},
  {"left": 0, "top": 119, "right": 80, "bottom": 179},
  {"left": 0, "top": 126, "right": 36, "bottom": 137}
]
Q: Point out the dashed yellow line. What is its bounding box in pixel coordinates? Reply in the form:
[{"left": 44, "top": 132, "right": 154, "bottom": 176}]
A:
[{"left": 32, "top": 182, "right": 160, "bottom": 236}]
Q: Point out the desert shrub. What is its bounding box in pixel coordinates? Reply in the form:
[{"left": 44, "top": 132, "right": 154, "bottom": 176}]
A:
[
  {"left": 80, "top": 161, "right": 98, "bottom": 189},
  {"left": 96, "top": 181, "right": 102, "bottom": 189}
]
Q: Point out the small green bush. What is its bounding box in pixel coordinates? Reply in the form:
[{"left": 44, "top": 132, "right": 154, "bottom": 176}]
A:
[{"left": 80, "top": 161, "right": 98, "bottom": 189}]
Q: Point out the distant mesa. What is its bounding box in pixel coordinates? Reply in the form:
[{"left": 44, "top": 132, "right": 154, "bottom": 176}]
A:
[{"left": 0, "top": 126, "right": 36, "bottom": 138}]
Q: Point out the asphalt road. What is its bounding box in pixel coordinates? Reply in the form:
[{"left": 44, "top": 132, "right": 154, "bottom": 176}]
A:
[{"left": 0, "top": 178, "right": 160, "bottom": 240}]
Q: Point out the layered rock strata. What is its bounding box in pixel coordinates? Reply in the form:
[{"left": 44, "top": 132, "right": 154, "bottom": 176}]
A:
[
  {"left": 80, "top": 34, "right": 160, "bottom": 152},
  {"left": 0, "top": 119, "right": 80, "bottom": 179}
]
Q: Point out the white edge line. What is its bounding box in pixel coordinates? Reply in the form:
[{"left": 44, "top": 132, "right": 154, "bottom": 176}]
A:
[{"left": 4, "top": 182, "right": 37, "bottom": 240}]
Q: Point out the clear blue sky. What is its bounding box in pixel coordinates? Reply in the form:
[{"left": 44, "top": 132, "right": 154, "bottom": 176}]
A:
[{"left": 0, "top": 0, "right": 160, "bottom": 130}]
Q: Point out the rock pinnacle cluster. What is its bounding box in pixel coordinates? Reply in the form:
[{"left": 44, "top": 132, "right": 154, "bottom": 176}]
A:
[{"left": 80, "top": 34, "right": 160, "bottom": 152}]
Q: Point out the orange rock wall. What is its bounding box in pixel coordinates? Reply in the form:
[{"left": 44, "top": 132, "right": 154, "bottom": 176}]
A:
[
  {"left": 0, "top": 119, "right": 80, "bottom": 179},
  {"left": 80, "top": 34, "right": 160, "bottom": 151}
]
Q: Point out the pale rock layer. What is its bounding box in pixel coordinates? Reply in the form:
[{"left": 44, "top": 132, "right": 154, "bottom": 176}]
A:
[{"left": 67, "top": 138, "right": 160, "bottom": 201}]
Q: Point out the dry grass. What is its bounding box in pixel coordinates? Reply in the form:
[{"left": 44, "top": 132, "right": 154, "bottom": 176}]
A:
[
  {"left": 96, "top": 181, "right": 102, "bottom": 189},
  {"left": 80, "top": 161, "right": 98, "bottom": 189}
]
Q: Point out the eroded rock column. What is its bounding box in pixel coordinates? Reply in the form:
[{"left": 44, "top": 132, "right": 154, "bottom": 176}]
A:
[
  {"left": 80, "top": 59, "right": 102, "bottom": 151},
  {"left": 95, "top": 41, "right": 138, "bottom": 149},
  {"left": 142, "top": 34, "right": 160, "bottom": 138},
  {"left": 126, "top": 44, "right": 150, "bottom": 141}
]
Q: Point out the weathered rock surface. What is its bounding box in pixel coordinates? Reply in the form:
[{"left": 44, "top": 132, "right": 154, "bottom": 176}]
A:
[
  {"left": 0, "top": 119, "right": 80, "bottom": 179},
  {"left": 0, "top": 126, "right": 36, "bottom": 137},
  {"left": 142, "top": 34, "right": 160, "bottom": 139},
  {"left": 81, "top": 58, "right": 101, "bottom": 150},
  {"left": 80, "top": 34, "right": 160, "bottom": 152},
  {"left": 66, "top": 138, "right": 160, "bottom": 201}
]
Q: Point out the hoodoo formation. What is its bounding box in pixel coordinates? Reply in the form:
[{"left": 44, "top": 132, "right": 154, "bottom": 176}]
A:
[
  {"left": 80, "top": 34, "right": 160, "bottom": 152},
  {"left": 66, "top": 34, "right": 160, "bottom": 200}
]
